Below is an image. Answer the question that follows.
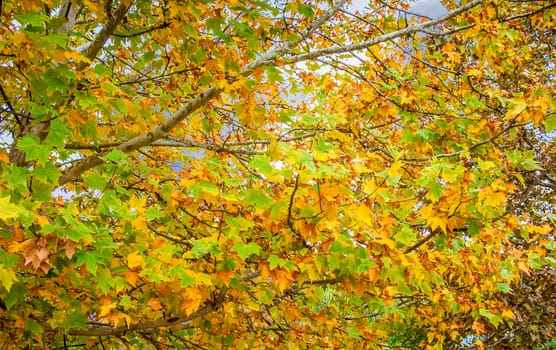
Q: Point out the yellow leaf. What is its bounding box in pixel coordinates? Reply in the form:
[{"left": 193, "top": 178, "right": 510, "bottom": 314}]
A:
[
  {"left": 36, "top": 215, "right": 50, "bottom": 227},
  {"left": 428, "top": 215, "right": 447, "bottom": 233},
  {"left": 501, "top": 309, "right": 514, "bottom": 319},
  {"left": 129, "top": 195, "right": 147, "bottom": 214},
  {"left": 387, "top": 161, "right": 403, "bottom": 178},
  {"left": 0, "top": 196, "right": 24, "bottom": 220},
  {"left": 472, "top": 321, "right": 486, "bottom": 334},
  {"left": 0, "top": 265, "right": 18, "bottom": 291},
  {"left": 99, "top": 300, "right": 116, "bottom": 318},
  {"left": 126, "top": 251, "right": 146, "bottom": 269},
  {"left": 64, "top": 50, "right": 91, "bottom": 64},
  {"left": 505, "top": 98, "right": 527, "bottom": 120},
  {"left": 131, "top": 215, "right": 147, "bottom": 230},
  {"left": 355, "top": 203, "right": 374, "bottom": 227}
]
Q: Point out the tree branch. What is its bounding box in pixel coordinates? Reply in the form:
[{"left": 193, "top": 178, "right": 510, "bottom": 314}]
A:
[
  {"left": 59, "top": 0, "right": 482, "bottom": 185},
  {"left": 77, "top": 0, "right": 132, "bottom": 68},
  {"left": 58, "top": 2, "right": 348, "bottom": 185},
  {"left": 285, "top": 0, "right": 484, "bottom": 65},
  {"left": 54, "top": 1, "right": 79, "bottom": 34},
  {"left": 67, "top": 270, "right": 262, "bottom": 337},
  {"left": 403, "top": 229, "right": 439, "bottom": 254}
]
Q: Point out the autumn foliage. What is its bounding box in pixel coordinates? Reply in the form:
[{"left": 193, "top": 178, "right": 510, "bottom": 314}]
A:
[{"left": 0, "top": 0, "right": 554, "bottom": 348}]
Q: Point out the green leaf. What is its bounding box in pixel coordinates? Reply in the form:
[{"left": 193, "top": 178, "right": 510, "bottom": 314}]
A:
[
  {"left": 522, "top": 158, "right": 543, "bottom": 171},
  {"left": 14, "top": 11, "right": 49, "bottom": 27},
  {"left": 190, "top": 181, "right": 219, "bottom": 199},
  {"left": 145, "top": 207, "right": 165, "bottom": 220},
  {"left": 93, "top": 63, "right": 112, "bottom": 76},
  {"left": 4, "top": 283, "right": 26, "bottom": 310},
  {"left": 243, "top": 188, "right": 274, "bottom": 208},
  {"left": 170, "top": 266, "right": 196, "bottom": 287},
  {"left": 263, "top": 65, "right": 283, "bottom": 83},
  {"left": 206, "top": 17, "right": 229, "bottom": 41},
  {"left": 466, "top": 95, "right": 483, "bottom": 109},
  {"left": 75, "top": 251, "right": 99, "bottom": 275},
  {"left": 298, "top": 5, "right": 314, "bottom": 18},
  {"left": 528, "top": 253, "right": 544, "bottom": 269},
  {"left": 191, "top": 237, "right": 219, "bottom": 258},
  {"left": 16, "top": 135, "right": 50, "bottom": 163},
  {"left": 83, "top": 171, "right": 109, "bottom": 190},
  {"left": 45, "top": 119, "right": 72, "bottom": 148},
  {"left": 101, "top": 149, "right": 128, "bottom": 162},
  {"left": 544, "top": 113, "right": 556, "bottom": 132},
  {"left": 97, "top": 270, "right": 115, "bottom": 295},
  {"left": 496, "top": 282, "right": 512, "bottom": 292},
  {"left": 427, "top": 182, "right": 444, "bottom": 203},
  {"left": 248, "top": 155, "right": 274, "bottom": 176},
  {"left": 100, "top": 80, "right": 119, "bottom": 96},
  {"left": 394, "top": 225, "right": 417, "bottom": 246},
  {"left": 62, "top": 311, "right": 88, "bottom": 333},
  {"left": 267, "top": 254, "right": 287, "bottom": 270},
  {"left": 31, "top": 180, "right": 53, "bottom": 202},
  {"left": 25, "top": 319, "right": 42, "bottom": 336},
  {"left": 33, "top": 162, "right": 61, "bottom": 183},
  {"left": 232, "top": 241, "right": 261, "bottom": 260}
]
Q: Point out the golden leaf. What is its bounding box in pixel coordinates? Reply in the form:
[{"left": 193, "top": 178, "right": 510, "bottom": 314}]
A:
[{"left": 126, "top": 251, "right": 146, "bottom": 269}]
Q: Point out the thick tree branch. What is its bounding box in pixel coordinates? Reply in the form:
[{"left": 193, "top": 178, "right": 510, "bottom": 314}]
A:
[
  {"left": 59, "top": 0, "right": 482, "bottom": 185},
  {"left": 58, "top": 1, "right": 347, "bottom": 185},
  {"left": 78, "top": 0, "right": 132, "bottom": 67},
  {"left": 54, "top": 1, "right": 79, "bottom": 34},
  {"left": 68, "top": 300, "right": 214, "bottom": 336}
]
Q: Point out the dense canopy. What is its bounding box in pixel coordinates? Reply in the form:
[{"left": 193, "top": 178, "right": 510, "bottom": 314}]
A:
[{"left": 0, "top": 0, "right": 554, "bottom": 348}]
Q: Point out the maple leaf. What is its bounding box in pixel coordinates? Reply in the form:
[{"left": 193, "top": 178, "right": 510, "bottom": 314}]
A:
[
  {"left": 0, "top": 265, "right": 17, "bottom": 291},
  {"left": 0, "top": 196, "right": 24, "bottom": 220},
  {"left": 126, "top": 251, "right": 146, "bottom": 269}
]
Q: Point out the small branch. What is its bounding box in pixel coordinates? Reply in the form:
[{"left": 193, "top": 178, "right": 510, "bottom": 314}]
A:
[
  {"left": 0, "top": 83, "right": 21, "bottom": 126},
  {"left": 113, "top": 21, "right": 170, "bottom": 38},
  {"left": 401, "top": 121, "right": 528, "bottom": 162},
  {"left": 343, "top": 312, "right": 380, "bottom": 320},
  {"left": 404, "top": 229, "right": 439, "bottom": 254},
  {"left": 303, "top": 276, "right": 343, "bottom": 286},
  {"left": 287, "top": 174, "right": 300, "bottom": 234},
  {"left": 501, "top": 3, "right": 556, "bottom": 22}
]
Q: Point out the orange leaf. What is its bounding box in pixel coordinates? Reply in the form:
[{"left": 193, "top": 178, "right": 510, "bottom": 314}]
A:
[
  {"left": 472, "top": 321, "right": 486, "bottom": 334},
  {"left": 147, "top": 297, "right": 163, "bottom": 311},
  {"left": 124, "top": 270, "right": 139, "bottom": 287}
]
